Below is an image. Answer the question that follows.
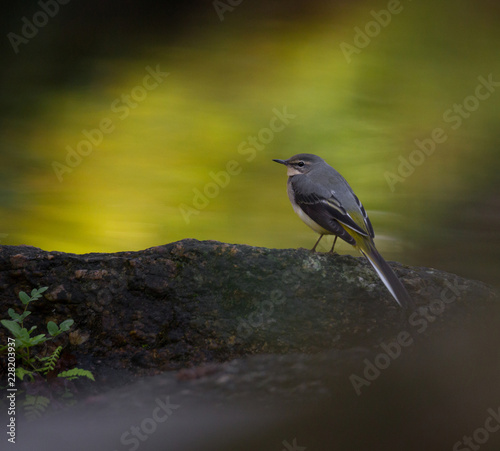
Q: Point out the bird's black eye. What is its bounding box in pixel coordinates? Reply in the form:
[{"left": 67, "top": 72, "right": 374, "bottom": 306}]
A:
[{"left": 297, "top": 161, "right": 305, "bottom": 167}]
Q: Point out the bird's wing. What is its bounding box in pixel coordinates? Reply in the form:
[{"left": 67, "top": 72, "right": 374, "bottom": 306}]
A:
[
  {"left": 291, "top": 176, "right": 373, "bottom": 242},
  {"left": 350, "top": 192, "right": 374, "bottom": 238}
]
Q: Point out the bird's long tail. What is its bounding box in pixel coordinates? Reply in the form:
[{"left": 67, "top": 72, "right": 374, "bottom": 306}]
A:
[{"left": 356, "top": 239, "right": 414, "bottom": 310}]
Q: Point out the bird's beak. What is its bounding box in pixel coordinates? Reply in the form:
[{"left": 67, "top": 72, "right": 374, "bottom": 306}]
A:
[{"left": 273, "top": 159, "right": 287, "bottom": 165}]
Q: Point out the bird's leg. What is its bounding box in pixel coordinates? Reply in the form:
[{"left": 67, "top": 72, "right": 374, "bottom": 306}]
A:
[
  {"left": 311, "top": 234, "right": 324, "bottom": 252},
  {"left": 328, "top": 236, "right": 338, "bottom": 254}
]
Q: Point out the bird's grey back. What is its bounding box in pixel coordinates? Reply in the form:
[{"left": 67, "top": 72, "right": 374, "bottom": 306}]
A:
[{"left": 311, "top": 161, "right": 359, "bottom": 211}]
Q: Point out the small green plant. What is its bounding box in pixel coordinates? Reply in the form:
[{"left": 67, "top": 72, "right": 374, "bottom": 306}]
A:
[
  {"left": 57, "top": 368, "right": 95, "bottom": 381},
  {"left": 1, "top": 287, "right": 81, "bottom": 381},
  {"left": 23, "top": 395, "right": 50, "bottom": 421},
  {"left": 1, "top": 287, "right": 94, "bottom": 418}
]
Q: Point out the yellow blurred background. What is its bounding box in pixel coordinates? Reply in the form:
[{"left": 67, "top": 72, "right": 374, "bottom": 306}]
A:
[{"left": 1, "top": 0, "right": 499, "bottom": 285}]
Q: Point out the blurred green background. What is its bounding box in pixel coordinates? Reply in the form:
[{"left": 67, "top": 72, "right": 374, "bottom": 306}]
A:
[{"left": 1, "top": 0, "right": 499, "bottom": 285}]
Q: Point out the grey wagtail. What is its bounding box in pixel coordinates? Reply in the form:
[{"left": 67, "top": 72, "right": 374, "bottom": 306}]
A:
[{"left": 273, "top": 153, "right": 414, "bottom": 310}]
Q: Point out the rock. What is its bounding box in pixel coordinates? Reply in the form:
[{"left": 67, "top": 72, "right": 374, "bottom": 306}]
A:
[
  {"left": 1, "top": 239, "right": 499, "bottom": 450},
  {"left": 0, "top": 239, "right": 497, "bottom": 383},
  {"left": 10, "top": 306, "right": 500, "bottom": 451}
]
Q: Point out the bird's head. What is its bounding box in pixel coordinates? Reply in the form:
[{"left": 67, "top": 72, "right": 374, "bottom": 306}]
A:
[{"left": 273, "top": 153, "right": 324, "bottom": 176}]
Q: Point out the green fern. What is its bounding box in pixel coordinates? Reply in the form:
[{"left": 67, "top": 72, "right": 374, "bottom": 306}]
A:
[
  {"left": 1, "top": 286, "right": 95, "bottom": 419},
  {"left": 38, "top": 346, "right": 62, "bottom": 375},
  {"left": 23, "top": 395, "right": 50, "bottom": 421},
  {"left": 57, "top": 368, "right": 95, "bottom": 381},
  {"left": 60, "top": 389, "right": 77, "bottom": 407},
  {"left": 15, "top": 366, "right": 35, "bottom": 382}
]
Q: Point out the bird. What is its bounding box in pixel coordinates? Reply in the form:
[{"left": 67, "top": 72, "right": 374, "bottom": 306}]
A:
[{"left": 273, "top": 153, "right": 414, "bottom": 310}]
